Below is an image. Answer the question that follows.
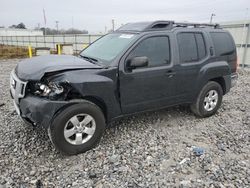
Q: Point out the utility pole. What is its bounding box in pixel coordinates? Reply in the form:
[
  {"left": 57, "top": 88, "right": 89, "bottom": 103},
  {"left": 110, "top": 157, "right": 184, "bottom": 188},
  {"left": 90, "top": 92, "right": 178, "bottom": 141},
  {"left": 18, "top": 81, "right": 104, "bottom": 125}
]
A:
[
  {"left": 43, "top": 8, "right": 47, "bottom": 35},
  {"left": 112, "top": 19, "right": 115, "bottom": 31},
  {"left": 210, "top": 13, "right": 216, "bottom": 24},
  {"left": 239, "top": 8, "right": 249, "bottom": 68},
  {"left": 71, "top": 16, "right": 74, "bottom": 33},
  {"left": 55, "top": 21, "right": 59, "bottom": 34}
]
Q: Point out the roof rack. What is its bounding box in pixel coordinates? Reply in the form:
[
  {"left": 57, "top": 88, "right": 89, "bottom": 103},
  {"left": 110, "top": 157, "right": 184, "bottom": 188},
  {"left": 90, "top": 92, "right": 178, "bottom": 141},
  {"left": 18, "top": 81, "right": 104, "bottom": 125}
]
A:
[
  {"left": 117, "top": 20, "right": 221, "bottom": 32},
  {"left": 173, "top": 22, "right": 221, "bottom": 29}
]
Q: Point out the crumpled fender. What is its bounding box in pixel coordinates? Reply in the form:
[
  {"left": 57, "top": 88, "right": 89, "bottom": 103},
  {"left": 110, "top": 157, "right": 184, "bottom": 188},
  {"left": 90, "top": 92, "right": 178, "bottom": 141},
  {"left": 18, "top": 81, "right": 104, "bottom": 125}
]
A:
[{"left": 46, "top": 68, "right": 122, "bottom": 122}]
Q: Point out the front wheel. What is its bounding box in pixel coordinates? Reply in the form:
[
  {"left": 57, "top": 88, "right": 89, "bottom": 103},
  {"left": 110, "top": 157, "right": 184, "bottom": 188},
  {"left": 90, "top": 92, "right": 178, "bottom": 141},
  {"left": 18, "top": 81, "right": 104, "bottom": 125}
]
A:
[
  {"left": 191, "top": 81, "right": 223, "bottom": 118},
  {"left": 48, "top": 101, "right": 105, "bottom": 155}
]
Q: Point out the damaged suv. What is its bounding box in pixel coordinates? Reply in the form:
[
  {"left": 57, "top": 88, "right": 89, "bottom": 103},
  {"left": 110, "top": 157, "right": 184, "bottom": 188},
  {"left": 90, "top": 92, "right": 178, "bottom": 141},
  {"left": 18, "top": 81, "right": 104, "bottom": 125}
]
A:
[{"left": 10, "top": 21, "right": 238, "bottom": 155}]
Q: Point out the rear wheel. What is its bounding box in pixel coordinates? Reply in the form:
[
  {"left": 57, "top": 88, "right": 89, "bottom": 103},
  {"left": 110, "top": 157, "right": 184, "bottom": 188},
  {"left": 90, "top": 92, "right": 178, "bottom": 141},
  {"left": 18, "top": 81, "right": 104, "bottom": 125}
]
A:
[
  {"left": 48, "top": 101, "right": 105, "bottom": 155},
  {"left": 191, "top": 81, "right": 223, "bottom": 117}
]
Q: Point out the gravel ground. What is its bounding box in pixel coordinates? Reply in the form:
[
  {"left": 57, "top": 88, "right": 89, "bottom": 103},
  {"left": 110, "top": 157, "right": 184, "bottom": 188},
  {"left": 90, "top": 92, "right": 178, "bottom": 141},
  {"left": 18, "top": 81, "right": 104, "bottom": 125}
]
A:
[{"left": 0, "top": 59, "right": 249, "bottom": 188}]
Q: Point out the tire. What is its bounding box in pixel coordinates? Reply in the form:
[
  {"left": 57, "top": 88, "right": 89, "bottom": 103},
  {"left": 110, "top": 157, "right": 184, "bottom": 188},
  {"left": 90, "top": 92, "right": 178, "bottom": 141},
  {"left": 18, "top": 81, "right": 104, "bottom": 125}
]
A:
[
  {"left": 21, "top": 117, "right": 34, "bottom": 127},
  {"left": 190, "top": 81, "right": 223, "bottom": 118},
  {"left": 48, "top": 101, "right": 105, "bottom": 155}
]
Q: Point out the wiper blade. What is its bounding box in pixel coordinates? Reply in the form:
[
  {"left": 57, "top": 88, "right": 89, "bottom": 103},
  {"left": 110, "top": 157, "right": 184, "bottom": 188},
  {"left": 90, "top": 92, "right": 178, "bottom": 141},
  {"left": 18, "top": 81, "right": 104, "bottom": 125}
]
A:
[{"left": 80, "top": 55, "right": 99, "bottom": 64}]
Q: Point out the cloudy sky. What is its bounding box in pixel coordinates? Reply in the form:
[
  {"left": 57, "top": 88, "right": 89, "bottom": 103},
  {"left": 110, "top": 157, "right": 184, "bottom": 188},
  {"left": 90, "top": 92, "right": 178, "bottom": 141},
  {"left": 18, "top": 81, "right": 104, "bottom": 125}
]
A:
[{"left": 0, "top": 0, "right": 249, "bottom": 33}]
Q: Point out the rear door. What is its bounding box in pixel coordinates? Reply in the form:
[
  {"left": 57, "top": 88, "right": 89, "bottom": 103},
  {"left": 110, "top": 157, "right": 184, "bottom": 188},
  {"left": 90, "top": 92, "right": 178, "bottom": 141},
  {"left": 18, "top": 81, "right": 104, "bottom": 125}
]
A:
[
  {"left": 173, "top": 30, "right": 210, "bottom": 102},
  {"left": 119, "top": 33, "right": 178, "bottom": 114}
]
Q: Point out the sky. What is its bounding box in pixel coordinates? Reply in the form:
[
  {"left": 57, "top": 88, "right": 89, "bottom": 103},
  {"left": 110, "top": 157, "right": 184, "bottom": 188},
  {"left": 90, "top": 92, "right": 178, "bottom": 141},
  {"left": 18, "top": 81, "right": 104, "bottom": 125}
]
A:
[{"left": 0, "top": 0, "right": 249, "bottom": 33}]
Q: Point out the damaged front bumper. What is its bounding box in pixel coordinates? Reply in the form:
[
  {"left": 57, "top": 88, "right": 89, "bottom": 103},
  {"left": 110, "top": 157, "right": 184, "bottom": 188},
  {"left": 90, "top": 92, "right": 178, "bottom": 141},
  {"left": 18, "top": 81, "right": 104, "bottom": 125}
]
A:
[
  {"left": 18, "top": 95, "right": 70, "bottom": 128},
  {"left": 10, "top": 69, "right": 72, "bottom": 128}
]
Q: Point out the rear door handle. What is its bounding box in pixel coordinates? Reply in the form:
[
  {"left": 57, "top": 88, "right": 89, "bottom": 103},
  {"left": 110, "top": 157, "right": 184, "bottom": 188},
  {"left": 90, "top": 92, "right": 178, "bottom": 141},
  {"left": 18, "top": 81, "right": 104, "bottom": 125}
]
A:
[
  {"left": 165, "top": 70, "right": 176, "bottom": 78},
  {"left": 210, "top": 47, "right": 214, "bottom": 56}
]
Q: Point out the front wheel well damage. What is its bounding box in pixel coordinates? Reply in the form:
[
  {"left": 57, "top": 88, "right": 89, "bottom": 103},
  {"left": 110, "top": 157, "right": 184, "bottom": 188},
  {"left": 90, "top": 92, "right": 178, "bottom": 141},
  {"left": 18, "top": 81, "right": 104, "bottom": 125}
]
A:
[
  {"left": 62, "top": 88, "right": 108, "bottom": 121},
  {"left": 81, "top": 96, "right": 107, "bottom": 121}
]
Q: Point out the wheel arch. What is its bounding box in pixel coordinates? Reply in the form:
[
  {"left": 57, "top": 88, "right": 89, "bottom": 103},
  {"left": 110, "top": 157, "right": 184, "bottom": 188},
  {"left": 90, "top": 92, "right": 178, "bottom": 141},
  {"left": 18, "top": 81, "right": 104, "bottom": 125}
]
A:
[
  {"left": 49, "top": 96, "right": 108, "bottom": 130},
  {"left": 81, "top": 96, "right": 108, "bottom": 121},
  {"left": 209, "top": 77, "right": 226, "bottom": 95}
]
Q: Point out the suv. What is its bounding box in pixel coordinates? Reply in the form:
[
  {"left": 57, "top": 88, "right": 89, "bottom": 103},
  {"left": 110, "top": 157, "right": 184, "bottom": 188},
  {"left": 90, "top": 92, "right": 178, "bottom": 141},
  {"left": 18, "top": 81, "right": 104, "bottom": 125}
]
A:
[{"left": 10, "top": 21, "right": 238, "bottom": 155}]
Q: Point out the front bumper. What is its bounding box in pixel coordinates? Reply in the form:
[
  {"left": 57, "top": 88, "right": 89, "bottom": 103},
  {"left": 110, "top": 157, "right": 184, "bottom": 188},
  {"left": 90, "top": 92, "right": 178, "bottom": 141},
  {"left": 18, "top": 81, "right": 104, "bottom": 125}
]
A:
[
  {"left": 18, "top": 95, "right": 71, "bottom": 128},
  {"left": 9, "top": 70, "right": 74, "bottom": 128}
]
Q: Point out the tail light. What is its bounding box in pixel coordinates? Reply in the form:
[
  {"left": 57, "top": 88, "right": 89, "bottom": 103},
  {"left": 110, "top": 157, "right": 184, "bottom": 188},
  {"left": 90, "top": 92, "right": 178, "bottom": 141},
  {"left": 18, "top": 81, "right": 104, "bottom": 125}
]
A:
[{"left": 236, "top": 55, "right": 239, "bottom": 72}]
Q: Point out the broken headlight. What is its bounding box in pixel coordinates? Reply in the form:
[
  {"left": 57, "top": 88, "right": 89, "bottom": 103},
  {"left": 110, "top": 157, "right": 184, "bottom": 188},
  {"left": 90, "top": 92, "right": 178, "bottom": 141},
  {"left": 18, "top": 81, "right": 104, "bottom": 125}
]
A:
[{"left": 30, "top": 82, "right": 65, "bottom": 98}]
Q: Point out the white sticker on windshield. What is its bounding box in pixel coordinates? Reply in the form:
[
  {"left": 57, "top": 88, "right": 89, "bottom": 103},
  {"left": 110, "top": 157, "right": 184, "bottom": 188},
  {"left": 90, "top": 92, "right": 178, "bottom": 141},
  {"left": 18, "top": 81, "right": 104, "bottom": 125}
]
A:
[{"left": 119, "top": 34, "right": 134, "bottom": 39}]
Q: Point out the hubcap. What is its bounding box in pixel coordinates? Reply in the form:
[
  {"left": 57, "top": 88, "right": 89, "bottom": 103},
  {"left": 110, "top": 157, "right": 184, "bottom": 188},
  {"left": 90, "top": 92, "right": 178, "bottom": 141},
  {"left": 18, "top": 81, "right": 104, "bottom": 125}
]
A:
[
  {"left": 203, "top": 90, "right": 218, "bottom": 111},
  {"left": 64, "top": 113, "right": 96, "bottom": 145}
]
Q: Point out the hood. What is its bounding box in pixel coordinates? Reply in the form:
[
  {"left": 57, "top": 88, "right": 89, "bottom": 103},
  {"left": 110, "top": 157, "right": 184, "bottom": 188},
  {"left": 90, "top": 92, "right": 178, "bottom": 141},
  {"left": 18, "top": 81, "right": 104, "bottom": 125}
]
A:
[{"left": 16, "top": 55, "right": 102, "bottom": 81}]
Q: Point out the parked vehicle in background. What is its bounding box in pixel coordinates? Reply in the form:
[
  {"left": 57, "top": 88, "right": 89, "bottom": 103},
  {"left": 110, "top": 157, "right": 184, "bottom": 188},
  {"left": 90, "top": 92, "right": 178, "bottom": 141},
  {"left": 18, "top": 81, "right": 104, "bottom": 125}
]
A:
[{"left": 10, "top": 21, "right": 238, "bottom": 155}]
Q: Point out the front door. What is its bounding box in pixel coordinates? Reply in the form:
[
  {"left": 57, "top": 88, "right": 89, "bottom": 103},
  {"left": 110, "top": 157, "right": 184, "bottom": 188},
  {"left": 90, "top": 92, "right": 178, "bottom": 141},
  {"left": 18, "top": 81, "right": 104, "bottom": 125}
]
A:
[{"left": 119, "top": 34, "right": 177, "bottom": 114}]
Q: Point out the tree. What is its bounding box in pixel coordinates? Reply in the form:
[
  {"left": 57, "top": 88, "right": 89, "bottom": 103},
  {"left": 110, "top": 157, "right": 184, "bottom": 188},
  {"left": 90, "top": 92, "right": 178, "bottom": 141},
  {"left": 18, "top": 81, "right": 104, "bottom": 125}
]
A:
[
  {"left": 9, "top": 23, "right": 26, "bottom": 29},
  {"left": 39, "top": 27, "right": 88, "bottom": 35},
  {"left": 16, "top": 23, "right": 26, "bottom": 29}
]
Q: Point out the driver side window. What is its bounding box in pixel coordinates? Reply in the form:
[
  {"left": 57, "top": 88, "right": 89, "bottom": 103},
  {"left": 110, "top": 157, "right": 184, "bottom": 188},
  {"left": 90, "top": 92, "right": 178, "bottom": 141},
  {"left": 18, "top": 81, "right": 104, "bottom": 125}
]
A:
[{"left": 128, "top": 36, "right": 171, "bottom": 68}]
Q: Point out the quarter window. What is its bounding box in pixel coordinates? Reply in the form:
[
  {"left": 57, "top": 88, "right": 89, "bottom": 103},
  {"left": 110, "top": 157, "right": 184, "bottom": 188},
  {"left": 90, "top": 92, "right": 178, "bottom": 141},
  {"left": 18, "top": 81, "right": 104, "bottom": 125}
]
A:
[
  {"left": 128, "top": 36, "right": 171, "bottom": 67},
  {"left": 210, "top": 32, "right": 235, "bottom": 56}
]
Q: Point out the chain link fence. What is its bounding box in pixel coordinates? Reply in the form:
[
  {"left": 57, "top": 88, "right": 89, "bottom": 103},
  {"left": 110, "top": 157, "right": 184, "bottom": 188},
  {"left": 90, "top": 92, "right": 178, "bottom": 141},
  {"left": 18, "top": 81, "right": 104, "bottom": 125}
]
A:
[{"left": 0, "top": 34, "right": 103, "bottom": 54}]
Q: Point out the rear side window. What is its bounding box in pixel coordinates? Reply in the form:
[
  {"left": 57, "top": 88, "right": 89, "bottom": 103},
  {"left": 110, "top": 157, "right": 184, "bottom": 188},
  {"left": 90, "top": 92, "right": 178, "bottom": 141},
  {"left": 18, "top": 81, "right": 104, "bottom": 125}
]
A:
[
  {"left": 210, "top": 32, "right": 235, "bottom": 56},
  {"left": 177, "top": 32, "right": 206, "bottom": 63},
  {"left": 129, "top": 36, "right": 171, "bottom": 67}
]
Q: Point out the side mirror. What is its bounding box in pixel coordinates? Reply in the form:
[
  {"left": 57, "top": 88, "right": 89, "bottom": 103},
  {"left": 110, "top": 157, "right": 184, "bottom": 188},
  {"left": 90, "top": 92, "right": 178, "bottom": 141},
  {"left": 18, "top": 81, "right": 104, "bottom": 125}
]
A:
[{"left": 126, "top": 56, "right": 149, "bottom": 70}]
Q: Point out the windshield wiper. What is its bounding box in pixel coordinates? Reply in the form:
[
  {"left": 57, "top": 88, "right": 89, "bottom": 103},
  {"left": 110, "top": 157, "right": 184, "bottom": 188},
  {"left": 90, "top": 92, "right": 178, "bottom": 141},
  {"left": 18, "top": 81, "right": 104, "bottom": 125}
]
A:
[{"left": 79, "top": 55, "right": 99, "bottom": 64}]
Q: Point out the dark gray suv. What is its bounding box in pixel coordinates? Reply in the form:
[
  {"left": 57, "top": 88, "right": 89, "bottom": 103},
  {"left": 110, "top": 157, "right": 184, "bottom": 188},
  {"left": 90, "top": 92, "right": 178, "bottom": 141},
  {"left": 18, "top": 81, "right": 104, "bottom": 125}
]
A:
[{"left": 10, "top": 21, "right": 238, "bottom": 155}]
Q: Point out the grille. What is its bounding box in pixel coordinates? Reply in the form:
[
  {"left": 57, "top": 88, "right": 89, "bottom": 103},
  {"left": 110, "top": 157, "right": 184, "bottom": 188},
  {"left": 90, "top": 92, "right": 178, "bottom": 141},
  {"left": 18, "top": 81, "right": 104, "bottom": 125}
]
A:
[{"left": 10, "top": 70, "right": 27, "bottom": 105}]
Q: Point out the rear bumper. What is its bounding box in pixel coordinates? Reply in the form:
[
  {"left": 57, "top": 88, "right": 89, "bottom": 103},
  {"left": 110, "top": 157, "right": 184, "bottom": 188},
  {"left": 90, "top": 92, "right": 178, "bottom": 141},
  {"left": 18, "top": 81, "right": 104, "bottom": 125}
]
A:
[{"left": 231, "top": 73, "right": 238, "bottom": 87}]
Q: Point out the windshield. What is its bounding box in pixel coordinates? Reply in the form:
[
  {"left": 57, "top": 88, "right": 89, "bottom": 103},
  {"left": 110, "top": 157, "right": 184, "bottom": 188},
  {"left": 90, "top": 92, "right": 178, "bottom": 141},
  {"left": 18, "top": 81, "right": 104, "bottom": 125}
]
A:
[{"left": 80, "top": 33, "right": 138, "bottom": 64}]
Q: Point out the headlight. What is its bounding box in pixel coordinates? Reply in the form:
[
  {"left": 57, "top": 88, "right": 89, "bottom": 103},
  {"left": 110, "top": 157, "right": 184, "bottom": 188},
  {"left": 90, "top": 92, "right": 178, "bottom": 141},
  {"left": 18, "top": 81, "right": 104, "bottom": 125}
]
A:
[
  {"left": 39, "top": 84, "right": 51, "bottom": 96},
  {"left": 31, "top": 82, "right": 64, "bottom": 97}
]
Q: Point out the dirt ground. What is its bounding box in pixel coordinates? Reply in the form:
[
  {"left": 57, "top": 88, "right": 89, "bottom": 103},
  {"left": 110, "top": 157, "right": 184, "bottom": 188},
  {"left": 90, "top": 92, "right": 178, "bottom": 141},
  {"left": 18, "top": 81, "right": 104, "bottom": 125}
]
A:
[{"left": 0, "top": 59, "right": 249, "bottom": 188}]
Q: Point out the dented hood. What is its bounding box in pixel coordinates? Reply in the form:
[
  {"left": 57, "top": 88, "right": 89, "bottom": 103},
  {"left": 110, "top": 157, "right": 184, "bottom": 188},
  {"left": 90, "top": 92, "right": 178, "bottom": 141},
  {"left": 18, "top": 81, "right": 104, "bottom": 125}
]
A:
[{"left": 15, "top": 55, "right": 102, "bottom": 81}]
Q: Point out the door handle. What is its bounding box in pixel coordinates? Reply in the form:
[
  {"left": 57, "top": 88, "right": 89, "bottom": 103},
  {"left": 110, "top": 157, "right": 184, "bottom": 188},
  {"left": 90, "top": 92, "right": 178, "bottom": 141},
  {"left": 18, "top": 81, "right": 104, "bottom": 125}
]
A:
[
  {"left": 165, "top": 70, "right": 176, "bottom": 78},
  {"left": 210, "top": 47, "right": 214, "bottom": 56}
]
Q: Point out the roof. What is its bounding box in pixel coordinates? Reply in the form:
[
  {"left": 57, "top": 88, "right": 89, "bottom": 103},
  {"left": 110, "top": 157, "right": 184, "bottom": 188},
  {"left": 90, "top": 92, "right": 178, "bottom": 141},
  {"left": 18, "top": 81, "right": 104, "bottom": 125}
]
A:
[{"left": 116, "top": 20, "right": 221, "bottom": 32}]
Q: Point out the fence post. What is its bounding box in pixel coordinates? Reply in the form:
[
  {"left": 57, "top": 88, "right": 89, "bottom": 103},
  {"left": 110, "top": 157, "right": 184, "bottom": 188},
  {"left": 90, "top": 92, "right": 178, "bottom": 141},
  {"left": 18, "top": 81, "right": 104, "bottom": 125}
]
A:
[
  {"left": 242, "top": 24, "right": 250, "bottom": 68},
  {"left": 88, "top": 35, "right": 91, "bottom": 45},
  {"left": 75, "top": 34, "right": 77, "bottom": 53},
  {"left": 35, "top": 36, "right": 37, "bottom": 48},
  {"left": 28, "top": 35, "right": 31, "bottom": 46},
  {"left": 53, "top": 35, "right": 55, "bottom": 51},
  {"left": 44, "top": 35, "right": 46, "bottom": 48}
]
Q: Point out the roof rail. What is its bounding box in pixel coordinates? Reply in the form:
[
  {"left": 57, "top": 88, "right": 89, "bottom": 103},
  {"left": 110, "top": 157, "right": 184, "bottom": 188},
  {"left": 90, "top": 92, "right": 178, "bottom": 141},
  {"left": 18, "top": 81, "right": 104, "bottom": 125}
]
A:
[
  {"left": 116, "top": 21, "right": 221, "bottom": 32},
  {"left": 173, "top": 22, "right": 221, "bottom": 29}
]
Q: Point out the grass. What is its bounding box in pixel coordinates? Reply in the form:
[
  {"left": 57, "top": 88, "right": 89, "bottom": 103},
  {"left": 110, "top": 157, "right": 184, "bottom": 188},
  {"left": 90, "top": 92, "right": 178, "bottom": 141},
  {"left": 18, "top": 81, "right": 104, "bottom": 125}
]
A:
[
  {"left": 0, "top": 45, "right": 33, "bottom": 59},
  {"left": 0, "top": 45, "right": 78, "bottom": 59}
]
